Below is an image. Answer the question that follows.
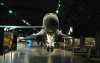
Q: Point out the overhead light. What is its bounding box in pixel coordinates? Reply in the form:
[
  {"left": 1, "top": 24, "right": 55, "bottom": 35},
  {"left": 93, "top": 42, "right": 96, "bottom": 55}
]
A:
[
  {"left": 9, "top": 28, "right": 13, "bottom": 30},
  {"left": 9, "top": 27, "right": 15, "bottom": 30},
  {"left": 1, "top": 3, "right": 3, "bottom": 5},
  {"left": 9, "top": 10, "right": 13, "bottom": 14},
  {"left": 4, "top": 28, "right": 8, "bottom": 31},
  {"left": 22, "top": 19, "right": 26, "bottom": 23},
  {"left": 58, "top": 4, "right": 61, "bottom": 7},
  {"left": 4, "top": 28, "right": 7, "bottom": 31},
  {"left": 26, "top": 23, "right": 28, "bottom": 24},
  {"left": 70, "top": 27, "right": 73, "bottom": 32},
  {"left": 22, "top": 19, "right": 31, "bottom": 26},
  {"left": 56, "top": 10, "right": 59, "bottom": 14},
  {"left": 59, "top": 1, "right": 60, "bottom": 2}
]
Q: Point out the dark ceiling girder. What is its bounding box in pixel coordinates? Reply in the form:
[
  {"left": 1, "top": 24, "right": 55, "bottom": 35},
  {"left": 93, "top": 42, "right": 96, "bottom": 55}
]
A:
[{"left": 1, "top": 0, "right": 100, "bottom": 37}]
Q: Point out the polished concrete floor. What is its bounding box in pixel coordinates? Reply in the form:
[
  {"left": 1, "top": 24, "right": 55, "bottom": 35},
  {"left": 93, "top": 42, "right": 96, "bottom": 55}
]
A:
[{"left": 0, "top": 43, "right": 100, "bottom": 63}]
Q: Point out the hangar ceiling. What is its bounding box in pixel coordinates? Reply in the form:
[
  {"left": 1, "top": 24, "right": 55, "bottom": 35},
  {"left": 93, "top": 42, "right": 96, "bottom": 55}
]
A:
[{"left": 0, "top": 0, "right": 100, "bottom": 37}]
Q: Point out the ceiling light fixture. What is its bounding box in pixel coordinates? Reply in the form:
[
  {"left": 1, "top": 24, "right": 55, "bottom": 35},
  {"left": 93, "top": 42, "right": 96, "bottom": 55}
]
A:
[
  {"left": 58, "top": 4, "right": 61, "bottom": 7},
  {"left": 56, "top": 10, "right": 59, "bottom": 14},
  {"left": 1, "top": 3, "right": 3, "bottom": 5},
  {"left": 59, "top": 1, "right": 60, "bottom": 2},
  {"left": 1, "top": 1, "right": 31, "bottom": 26},
  {"left": 9, "top": 10, "right": 13, "bottom": 14},
  {"left": 22, "top": 19, "right": 26, "bottom": 23}
]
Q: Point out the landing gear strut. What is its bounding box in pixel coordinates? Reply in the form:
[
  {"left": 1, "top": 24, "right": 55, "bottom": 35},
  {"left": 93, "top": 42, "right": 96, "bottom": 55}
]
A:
[
  {"left": 47, "top": 46, "right": 50, "bottom": 52},
  {"left": 47, "top": 46, "right": 54, "bottom": 52},
  {"left": 51, "top": 46, "right": 54, "bottom": 52}
]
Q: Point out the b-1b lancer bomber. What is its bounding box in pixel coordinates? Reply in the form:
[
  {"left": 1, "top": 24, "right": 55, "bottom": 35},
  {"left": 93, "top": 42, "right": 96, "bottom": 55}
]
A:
[{"left": 27, "top": 13, "right": 68, "bottom": 52}]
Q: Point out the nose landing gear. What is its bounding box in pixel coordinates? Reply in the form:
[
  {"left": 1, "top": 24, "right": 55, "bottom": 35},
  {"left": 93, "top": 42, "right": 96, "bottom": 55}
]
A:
[{"left": 47, "top": 46, "right": 54, "bottom": 52}]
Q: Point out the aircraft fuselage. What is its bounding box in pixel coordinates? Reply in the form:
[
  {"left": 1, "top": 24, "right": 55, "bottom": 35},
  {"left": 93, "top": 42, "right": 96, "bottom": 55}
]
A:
[
  {"left": 43, "top": 13, "right": 59, "bottom": 33},
  {"left": 42, "top": 13, "right": 60, "bottom": 47}
]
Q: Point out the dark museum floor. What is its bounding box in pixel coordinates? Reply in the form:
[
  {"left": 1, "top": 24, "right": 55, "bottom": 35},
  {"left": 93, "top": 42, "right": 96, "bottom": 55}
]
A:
[{"left": 0, "top": 43, "right": 100, "bottom": 63}]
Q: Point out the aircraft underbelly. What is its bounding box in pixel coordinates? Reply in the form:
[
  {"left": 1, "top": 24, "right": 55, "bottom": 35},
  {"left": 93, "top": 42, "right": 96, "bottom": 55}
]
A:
[{"left": 46, "top": 33, "right": 55, "bottom": 46}]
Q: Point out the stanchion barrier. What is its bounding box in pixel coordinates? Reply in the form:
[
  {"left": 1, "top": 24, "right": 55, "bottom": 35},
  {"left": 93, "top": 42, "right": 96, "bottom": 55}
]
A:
[{"left": 0, "top": 28, "right": 4, "bottom": 55}]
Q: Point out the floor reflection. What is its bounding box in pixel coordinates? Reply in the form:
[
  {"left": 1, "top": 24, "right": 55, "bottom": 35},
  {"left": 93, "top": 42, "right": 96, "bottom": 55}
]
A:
[{"left": 0, "top": 43, "right": 100, "bottom": 63}]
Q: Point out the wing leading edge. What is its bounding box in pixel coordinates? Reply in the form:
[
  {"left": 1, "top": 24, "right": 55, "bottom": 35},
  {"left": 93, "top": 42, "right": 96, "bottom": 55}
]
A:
[
  {"left": 56, "top": 29, "right": 68, "bottom": 37},
  {"left": 26, "top": 29, "right": 46, "bottom": 39}
]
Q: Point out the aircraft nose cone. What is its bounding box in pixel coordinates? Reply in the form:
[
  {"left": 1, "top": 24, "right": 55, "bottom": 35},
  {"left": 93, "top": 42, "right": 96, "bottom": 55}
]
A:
[
  {"left": 46, "top": 18, "right": 58, "bottom": 29},
  {"left": 43, "top": 13, "right": 59, "bottom": 32}
]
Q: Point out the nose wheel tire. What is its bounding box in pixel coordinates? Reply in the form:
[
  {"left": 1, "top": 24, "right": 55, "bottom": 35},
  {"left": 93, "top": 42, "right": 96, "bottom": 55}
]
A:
[
  {"left": 47, "top": 46, "right": 54, "bottom": 52},
  {"left": 51, "top": 46, "right": 54, "bottom": 52},
  {"left": 47, "top": 46, "right": 50, "bottom": 52}
]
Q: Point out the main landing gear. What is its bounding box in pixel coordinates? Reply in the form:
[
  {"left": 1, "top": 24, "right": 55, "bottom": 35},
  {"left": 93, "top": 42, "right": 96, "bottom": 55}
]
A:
[{"left": 47, "top": 46, "right": 54, "bottom": 52}]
